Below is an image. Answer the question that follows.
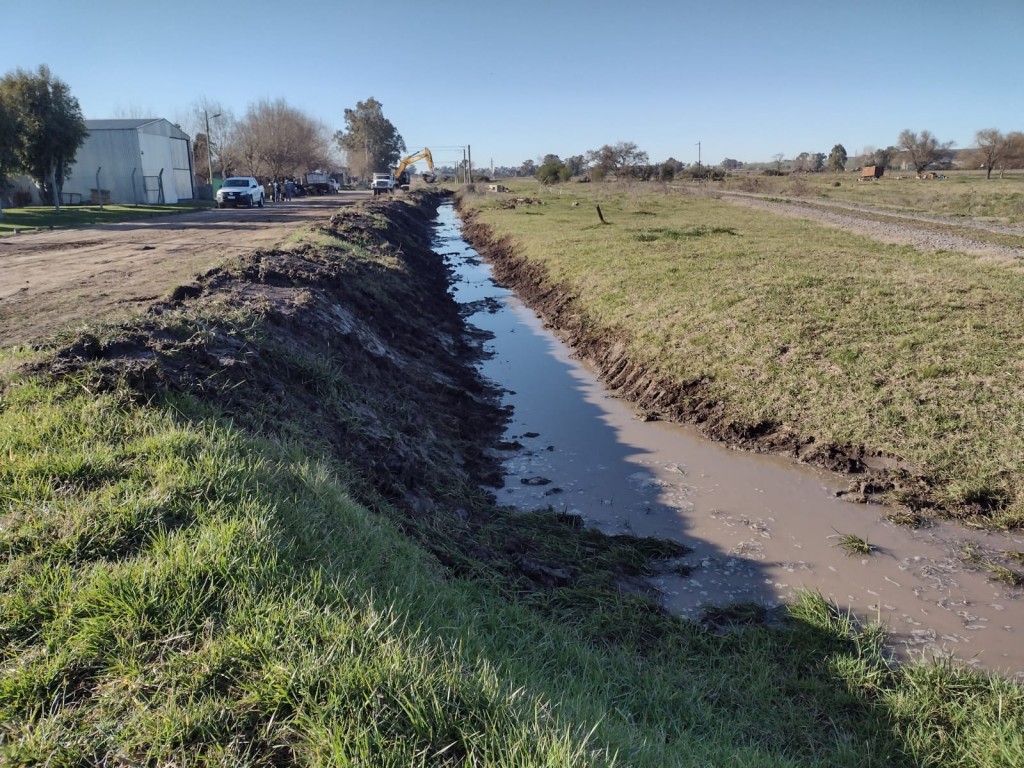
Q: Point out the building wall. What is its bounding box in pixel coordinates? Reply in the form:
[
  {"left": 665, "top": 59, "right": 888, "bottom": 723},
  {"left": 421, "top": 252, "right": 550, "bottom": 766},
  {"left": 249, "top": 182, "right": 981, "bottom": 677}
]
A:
[
  {"left": 138, "top": 132, "right": 194, "bottom": 204},
  {"left": 138, "top": 121, "right": 195, "bottom": 203},
  {"left": 63, "top": 129, "right": 144, "bottom": 205},
  {"left": 60, "top": 120, "right": 196, "bottom": 205}
]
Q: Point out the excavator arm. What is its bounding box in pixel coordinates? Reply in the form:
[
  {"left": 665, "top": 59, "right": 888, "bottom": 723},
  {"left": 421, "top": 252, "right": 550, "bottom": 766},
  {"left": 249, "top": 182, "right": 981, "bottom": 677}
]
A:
[{"left": 394, "top": 148, "right": 437, "bottom": 188}]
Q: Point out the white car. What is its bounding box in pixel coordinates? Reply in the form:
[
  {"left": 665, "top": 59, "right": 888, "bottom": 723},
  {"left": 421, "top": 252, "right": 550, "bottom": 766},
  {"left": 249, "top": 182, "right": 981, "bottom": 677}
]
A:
[{"left": 216, "top": 177, "right": 265, "bottom": 208}]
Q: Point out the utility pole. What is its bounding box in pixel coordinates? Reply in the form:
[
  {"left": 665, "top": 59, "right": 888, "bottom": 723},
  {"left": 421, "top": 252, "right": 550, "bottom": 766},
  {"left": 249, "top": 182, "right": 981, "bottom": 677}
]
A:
[
  {"left": 467, "top": 144, "right": 472, "bottom": 183},
  {"left": 205, "top": 109, "right": 221, "bottom": 190},
  {"left": 695, "top": 140, "right": 701, "bottom": 170}
]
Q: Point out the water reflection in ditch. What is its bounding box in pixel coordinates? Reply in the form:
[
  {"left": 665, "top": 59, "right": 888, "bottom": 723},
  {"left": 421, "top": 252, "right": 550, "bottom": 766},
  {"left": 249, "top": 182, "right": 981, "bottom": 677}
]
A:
[{"left": 433, "top": 202, "right": 1024, "bottom": 678}]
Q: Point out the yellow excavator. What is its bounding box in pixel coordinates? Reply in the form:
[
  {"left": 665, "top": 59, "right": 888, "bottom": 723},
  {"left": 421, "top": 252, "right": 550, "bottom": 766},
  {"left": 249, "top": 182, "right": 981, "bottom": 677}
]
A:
[{"left": 393, "top": 148, "right": 437, "bottom": 191}]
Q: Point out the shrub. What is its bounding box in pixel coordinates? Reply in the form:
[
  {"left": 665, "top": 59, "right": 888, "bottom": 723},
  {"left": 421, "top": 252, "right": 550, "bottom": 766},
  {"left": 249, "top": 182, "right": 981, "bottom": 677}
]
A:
[{"left": 536, "top": 160, "right": 572, "bottom": 185}]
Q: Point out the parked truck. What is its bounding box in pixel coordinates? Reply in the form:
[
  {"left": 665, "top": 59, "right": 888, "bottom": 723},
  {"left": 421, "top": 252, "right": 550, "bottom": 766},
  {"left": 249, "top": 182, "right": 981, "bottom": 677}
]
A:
[
  {"left": 371, "top": 173, "right": 396, "bottom": 196},
  {"left": 859, "top": 165, "right": 884, "bottom": 181},
  {"left": 303, "top": 171, "right": 334, "bottom": 195}
]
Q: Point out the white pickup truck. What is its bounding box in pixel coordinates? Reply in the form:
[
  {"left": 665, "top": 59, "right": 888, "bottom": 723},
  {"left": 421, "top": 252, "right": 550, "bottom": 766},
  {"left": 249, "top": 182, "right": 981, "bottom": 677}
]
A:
[{"left": 371, "top": 173, "right": 396, "bottom": 196}]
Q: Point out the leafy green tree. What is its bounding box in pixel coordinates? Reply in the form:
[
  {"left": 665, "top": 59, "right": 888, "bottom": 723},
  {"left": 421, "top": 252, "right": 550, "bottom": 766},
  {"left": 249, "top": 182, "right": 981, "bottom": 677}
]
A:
[
  {"left": 519, "top": 158, "right": 536, "bottom": 177},
  {"left": 663, "top": 157, "right": 685, "bottom": 174},
  {"left": 633, "top": 164, "right": 656, "bottom": 181},
  {"left": 897, "top": 129, "right": 954, "bottom": 174},
  {"left": 586, "top": 141, "right": 648, "bottom": 178},
  {"left": 872, "top": 146, "right": 898, "bottom": 170},
  {"left": 827, "top": 144, "right": 847, "bottom": 172},
  {"left": 0, "top": 65, "right": 87, "bottom": 212},
  {"left": 0, "top": 97, "right": 21, "bottom": 216},
  {"left": 565, "top": 154, "right": 586, "bottom": 176},
  {"left": 333, "top": 97, "right": 405, "bottom": 180},
  {"left": 536, "top": 159, "right": 571, "bottom": 185}
]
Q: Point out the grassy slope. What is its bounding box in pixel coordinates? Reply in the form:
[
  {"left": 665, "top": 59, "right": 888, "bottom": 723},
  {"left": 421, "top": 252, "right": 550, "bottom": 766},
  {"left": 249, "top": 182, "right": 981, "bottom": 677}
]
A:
[
  {"left": 462, "top": 181, "right": 1024, "bottom": 527},
  {"left": 2, "top": 199, "right": 1023, "bottom": 766}
]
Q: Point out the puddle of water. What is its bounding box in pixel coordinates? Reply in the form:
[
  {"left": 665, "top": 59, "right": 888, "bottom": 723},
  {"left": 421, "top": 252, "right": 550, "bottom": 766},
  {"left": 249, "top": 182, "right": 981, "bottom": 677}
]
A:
[{"left": 434, "top": 203, "right": 1024, "bottom": 678}]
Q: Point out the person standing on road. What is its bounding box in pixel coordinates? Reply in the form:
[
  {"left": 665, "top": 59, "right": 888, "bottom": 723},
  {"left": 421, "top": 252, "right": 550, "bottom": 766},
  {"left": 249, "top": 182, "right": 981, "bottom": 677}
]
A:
[
  {"left": 284, "top": 179, "right": 294, "bottom": 201},
  {"left": 272, "top": 180, "right": 280, "bottom": 203}
]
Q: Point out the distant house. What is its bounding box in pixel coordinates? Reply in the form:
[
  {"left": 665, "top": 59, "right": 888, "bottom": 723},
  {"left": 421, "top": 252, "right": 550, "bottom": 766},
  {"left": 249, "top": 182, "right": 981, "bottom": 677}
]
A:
[{"left": 55, "top": 118, "right": 196, "bottom": 205}]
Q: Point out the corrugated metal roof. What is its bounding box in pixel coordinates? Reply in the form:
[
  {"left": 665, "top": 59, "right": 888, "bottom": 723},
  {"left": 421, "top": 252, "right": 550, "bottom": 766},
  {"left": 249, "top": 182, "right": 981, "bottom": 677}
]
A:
[{"left": 85, "top": 118, "right": 162, "bottom": 130}]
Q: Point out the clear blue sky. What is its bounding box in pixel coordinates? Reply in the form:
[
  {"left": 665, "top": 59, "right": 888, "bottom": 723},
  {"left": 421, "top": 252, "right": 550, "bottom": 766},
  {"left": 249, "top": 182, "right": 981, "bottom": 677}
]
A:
[{"left": 5, "top": 0, "right": 1022, "bottom": 170}]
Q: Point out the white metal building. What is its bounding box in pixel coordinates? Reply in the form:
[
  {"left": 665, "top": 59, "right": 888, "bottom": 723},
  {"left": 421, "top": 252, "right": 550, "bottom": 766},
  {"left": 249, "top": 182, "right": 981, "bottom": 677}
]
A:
[{"left": 62, "top": 119, "right": 195, "bottom": 205}]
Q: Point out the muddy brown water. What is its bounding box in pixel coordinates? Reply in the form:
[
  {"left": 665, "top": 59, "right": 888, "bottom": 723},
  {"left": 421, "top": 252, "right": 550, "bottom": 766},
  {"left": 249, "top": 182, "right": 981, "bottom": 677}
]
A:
[{"left": 434, "top": 202, "right": 1024, "bottom": 679}]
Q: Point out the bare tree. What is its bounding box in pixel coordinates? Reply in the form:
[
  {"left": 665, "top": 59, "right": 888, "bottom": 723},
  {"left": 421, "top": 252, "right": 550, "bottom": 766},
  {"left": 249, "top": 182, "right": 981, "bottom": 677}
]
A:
[
  {"left": 974, "top": 128, "right": 1012, "bottom": 179},
  {"left": 232, "top": 121, "right": 263, "bottom": 178},
  {"left": 223, "top": 99, "right": 331, "bottom": 180},
  {"left": 245, "top": 99, "right": 331, "bottom": 179},
  {"left": 1006, "top": 132, "right": 1024, "bottom": 176},
  {"left": 180, "top": 98, "right": 236, "bottom": 182},
  {"left": 897, "top": 129, "right": 954, "bottom": 174},
  {"left": 112, "top": 103, "right": 155, "bottom": 119}
]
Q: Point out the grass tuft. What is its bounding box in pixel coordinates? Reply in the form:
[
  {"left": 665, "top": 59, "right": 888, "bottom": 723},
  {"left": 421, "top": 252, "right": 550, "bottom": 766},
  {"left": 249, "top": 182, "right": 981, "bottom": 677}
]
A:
[{"left": 832, "top": 530, "right": 876, "bottom": 556}]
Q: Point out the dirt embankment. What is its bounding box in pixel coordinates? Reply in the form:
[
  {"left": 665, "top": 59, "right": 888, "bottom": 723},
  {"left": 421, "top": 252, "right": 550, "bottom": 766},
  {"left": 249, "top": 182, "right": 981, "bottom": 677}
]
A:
[
  {"left": 43, "top": 195, "right": 502, "bottom": 513},
  {"left": 457, "top": 205, "right": 938, "bottom": 517}
]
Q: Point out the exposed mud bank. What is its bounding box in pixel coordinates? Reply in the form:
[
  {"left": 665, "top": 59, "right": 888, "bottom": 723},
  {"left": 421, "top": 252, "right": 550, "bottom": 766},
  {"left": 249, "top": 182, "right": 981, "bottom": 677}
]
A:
[{"left": 457, "top": 205, "right": 951, "bottom": 520}]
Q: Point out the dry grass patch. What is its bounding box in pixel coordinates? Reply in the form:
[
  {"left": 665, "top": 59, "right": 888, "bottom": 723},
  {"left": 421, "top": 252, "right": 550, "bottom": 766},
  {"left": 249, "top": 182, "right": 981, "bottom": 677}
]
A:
[{"left": 720, "top": 169, "right": 1024, "bottom": 223}]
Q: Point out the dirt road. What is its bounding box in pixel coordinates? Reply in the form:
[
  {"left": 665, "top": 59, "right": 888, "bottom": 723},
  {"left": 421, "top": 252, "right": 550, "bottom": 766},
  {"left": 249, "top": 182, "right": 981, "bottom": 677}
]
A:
[
  {"left": 0, "top": 192, "right": 367, "bottom": 347},
  {"left": 715, "top": 190, "right": 1024, "bottom": 260}
]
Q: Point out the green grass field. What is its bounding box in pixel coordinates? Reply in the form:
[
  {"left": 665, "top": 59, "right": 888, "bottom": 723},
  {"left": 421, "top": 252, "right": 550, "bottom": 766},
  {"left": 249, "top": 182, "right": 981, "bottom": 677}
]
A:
[
  {"left": 0, "top": 202, "right": 214, "bottom": 235},
  {"left": 3, "top": 197, "right": 1023, "bottom": 765},
  {"left": 461, "top": 179, "right": 1024, "bottom": 527}
]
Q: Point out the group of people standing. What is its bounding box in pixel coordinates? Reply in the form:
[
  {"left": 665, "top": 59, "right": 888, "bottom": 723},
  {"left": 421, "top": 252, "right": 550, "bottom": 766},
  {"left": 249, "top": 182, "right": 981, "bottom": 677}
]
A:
[{"left": 267, "top": 178, "right": 296, "bottom": 202}]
